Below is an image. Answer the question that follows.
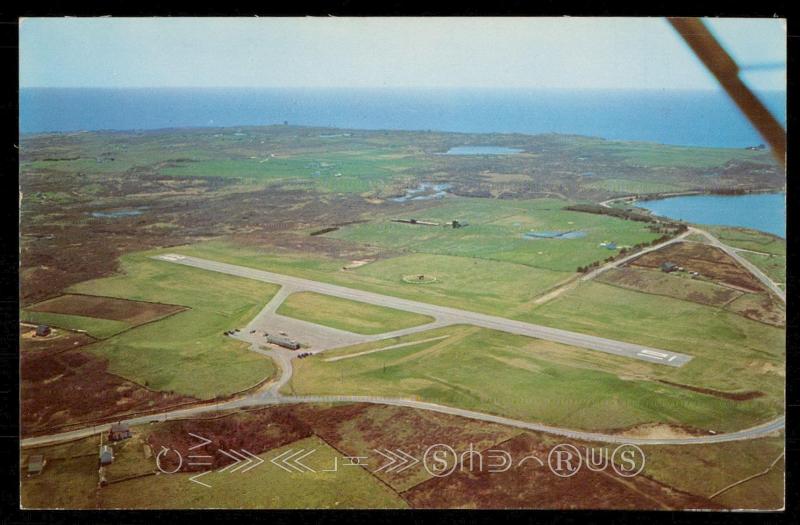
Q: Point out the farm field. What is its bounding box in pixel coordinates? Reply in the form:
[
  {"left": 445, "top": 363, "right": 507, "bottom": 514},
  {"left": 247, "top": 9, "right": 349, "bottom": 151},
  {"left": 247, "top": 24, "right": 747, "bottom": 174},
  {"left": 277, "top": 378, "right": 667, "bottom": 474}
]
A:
[
  {"left": 628, "top": 241, "right": 764, "bottom": 292},
  {"left": 325, "top": 197, "right": 661, "bottom": 272},
  {"left": 19, "top": 310, "right": 130, "bottom": 339},
  {"left": 641, "top": 433, "right": 785, "bottom": 510},
  {"left": 97, "top": 436, "right": 408, "bottom": 509},
  {"left": 22, "top": 403, "right": 780, "bottom": 510},
  {"left": 26, "top": 294, "right": 187, "bottom": 325},
  {"left": 276, "top": 291, "right": 434, "bottom": 335},
  {"left": 739, "top": 251, "right": 786, "bottom": 285},
  {"left": 64, "top": 253, "right": 280, "bottom": 398},
  {"left": 286, "top": 324, "right": 778, "bottom": 433}
]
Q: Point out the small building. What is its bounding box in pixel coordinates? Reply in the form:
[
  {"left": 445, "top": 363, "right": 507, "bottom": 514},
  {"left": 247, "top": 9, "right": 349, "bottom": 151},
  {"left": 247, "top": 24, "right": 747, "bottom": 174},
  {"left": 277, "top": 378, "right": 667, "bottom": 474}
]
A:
[
  {"left": 109, "top": 422, "right": 131, "bottom": 441},
  {"left": 35, "top": 325, "right": 51, "bottom": 337},
  {"left": 605, "top": 242, "right": 618, "bottom": 250},
  {"left": 660, "top": 262, "right": 679, "bottom": 273},
  {"left": 27, "top": 454, "right": 46, "bottom": 476},
  {"left": 267, "top": 334, "right": 301, "bottom": 350},
  {"left": 99, "top": 445, "right": 114, "bottom": 466}
]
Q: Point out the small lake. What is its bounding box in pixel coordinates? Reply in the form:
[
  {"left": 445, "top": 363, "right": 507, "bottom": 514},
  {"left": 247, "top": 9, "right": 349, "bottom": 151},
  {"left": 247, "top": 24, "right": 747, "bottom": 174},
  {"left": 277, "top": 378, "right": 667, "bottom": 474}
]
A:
[
  {"left": 444, "top": 146, "right": 523, "bottom": 155},
  {"left": 524, "top": 230, "right": 587, "bottom": 240},
  {"left": 90, "top": 209, "right": 145, "bottom": 218},
  {"left": 391, "top": 182, "right": 452, "bottom": 203},
  {"left": 637, "top": 192, "right": 785, "bottom": 238}
]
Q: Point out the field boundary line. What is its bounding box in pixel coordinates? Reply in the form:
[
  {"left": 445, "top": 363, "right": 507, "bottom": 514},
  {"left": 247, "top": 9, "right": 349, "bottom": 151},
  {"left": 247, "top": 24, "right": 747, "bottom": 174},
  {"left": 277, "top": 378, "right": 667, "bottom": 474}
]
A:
[{"left": 708, "top": 452, "right": 785, "bottom": 500}]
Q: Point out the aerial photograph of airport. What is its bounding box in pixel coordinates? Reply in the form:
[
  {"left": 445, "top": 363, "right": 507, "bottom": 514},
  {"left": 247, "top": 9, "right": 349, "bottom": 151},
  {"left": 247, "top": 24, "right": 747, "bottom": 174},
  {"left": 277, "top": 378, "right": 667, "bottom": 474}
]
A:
[{"left": 18, "top": 17, "right": 786, "bottom": 511}]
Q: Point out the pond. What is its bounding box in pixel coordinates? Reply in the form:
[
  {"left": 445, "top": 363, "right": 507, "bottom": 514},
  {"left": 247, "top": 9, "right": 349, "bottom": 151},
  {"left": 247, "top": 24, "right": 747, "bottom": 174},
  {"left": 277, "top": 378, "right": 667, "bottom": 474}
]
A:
[
  {"left": 636, "top": 192, "right": 785, "bottom": 238},
  {"left": 90, "top": 209, "right": 145, "bottom": 218},
  {"left": 444, "top": 146, "right": 523, "bottom": 155},
  {"left": 523, "top": 230, "right": 587, "bottom": 240},
  {"left": 391, "top": 183, "right": 452, "bottom": 203}
]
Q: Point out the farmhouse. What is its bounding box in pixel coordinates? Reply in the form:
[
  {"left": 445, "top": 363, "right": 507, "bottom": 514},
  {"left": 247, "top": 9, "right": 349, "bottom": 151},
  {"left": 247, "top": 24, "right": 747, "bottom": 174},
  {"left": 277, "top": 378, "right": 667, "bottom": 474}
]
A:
[
  {"left": 109, "top": 422, "right": 131, "bottom": 441},
  {"left": 35, "top": 325, "right": 51, "bottom": 337},
  {"left": 660, "top": 261, "right": 679, "bottom": 273},
  {"left": 99, "top": 445, "right": 114, "bottom": 465},
  {"left": 27, "top": 454, "right": 46, "bottom": 476}
]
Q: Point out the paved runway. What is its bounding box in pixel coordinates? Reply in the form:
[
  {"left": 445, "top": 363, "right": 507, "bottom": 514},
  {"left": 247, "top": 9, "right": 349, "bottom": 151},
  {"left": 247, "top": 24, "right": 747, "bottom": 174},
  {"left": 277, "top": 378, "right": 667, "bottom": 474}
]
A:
[{"left": 153, "top": 254, "right": 693, "bottom": 367}]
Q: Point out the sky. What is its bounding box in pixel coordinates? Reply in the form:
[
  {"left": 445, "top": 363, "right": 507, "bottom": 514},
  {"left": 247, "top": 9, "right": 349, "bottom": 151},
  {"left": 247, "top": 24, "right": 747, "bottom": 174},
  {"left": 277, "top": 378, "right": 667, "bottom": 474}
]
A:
[{"left": 19, "top": 17, "right": 786, "bottom": 90}]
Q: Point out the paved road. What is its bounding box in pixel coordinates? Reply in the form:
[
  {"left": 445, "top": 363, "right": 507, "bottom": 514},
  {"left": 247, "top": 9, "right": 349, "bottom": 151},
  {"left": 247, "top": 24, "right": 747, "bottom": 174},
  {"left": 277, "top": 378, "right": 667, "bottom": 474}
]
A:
[
  {"left": 580, "top": 229, "right": 693, "bottom": 282},
  {"left": 690, "top": 227, "right": 786, "bottom": 303},
  {"left": 153, "top": 254, "right": 692, "bottom": 367},
  {"left": 21, "top": 388, "right": 784, "bottom": 448}
]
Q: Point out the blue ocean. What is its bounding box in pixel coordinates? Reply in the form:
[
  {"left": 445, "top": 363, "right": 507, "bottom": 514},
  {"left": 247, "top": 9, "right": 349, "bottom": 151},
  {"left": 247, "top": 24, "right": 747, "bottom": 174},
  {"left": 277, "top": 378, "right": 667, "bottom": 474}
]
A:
[{"left": 19, "top": 88, "right": 786, "bottom": 148}]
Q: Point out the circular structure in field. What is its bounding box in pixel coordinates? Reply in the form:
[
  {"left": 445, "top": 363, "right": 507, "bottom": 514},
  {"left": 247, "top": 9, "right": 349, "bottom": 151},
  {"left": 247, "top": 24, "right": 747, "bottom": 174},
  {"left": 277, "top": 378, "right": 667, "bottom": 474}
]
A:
[{"left": 402, "top": 274, "right": 438, "bottom": 284}]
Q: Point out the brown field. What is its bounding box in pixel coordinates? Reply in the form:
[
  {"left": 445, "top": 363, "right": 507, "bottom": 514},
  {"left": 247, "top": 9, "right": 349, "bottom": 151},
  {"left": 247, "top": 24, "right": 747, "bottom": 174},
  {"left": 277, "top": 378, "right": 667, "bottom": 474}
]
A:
[
  {"left": 402, "top": 432, "right": 721, "bottom": 510},
  {"left": 629, "top": 242, "right": 764, "bottom": 292},
  {"left": 598, "top": 266, "right": 742, "bottom": 307},
  {"left": 725, "top": 293, "right": 786, "bottom": 327},
  {"left": 21, "top": 335, "right": 196, "bottom": 436},
  {"left": 26, "top": 293, "right": 187, "bottom": 326},
  {"left": 292, "top": 403, "right": 522, "bottom": 492},
  {"left": 145, "top": 407, "right": 314, "bottom": 473}
]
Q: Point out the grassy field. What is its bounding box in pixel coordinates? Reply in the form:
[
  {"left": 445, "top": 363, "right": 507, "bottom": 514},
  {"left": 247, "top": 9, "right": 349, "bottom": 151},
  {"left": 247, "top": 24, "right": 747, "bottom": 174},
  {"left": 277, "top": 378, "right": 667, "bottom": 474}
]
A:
[
  {"left": 326, "top": 197, "right": 661, "bottom": 272},
  {"left": 277, "top": 291, "right": 434, "bottom": 334},
  {"left": 521, "top": 281, "right": 784, "bottom": 402},
  {"left": 587, "top": 141, "right": 774, "bottom": 168},
  {"left": 584, "top": 178, "right": 688, "bottom": 194},
  {"left": 169, "top": 241, "right": 572, "bottom": 317},
  {"left": 97, "top": 436, "right": 407, "bottom": 509},
  {"left": 706, "top": 226, "right": 786, "bottom": 256},
  {"left": 19, "top": 310, "right": 130, "bottom": 339},
  {"left": 739, "top": 251, "right": 786, "bottom": 284},
  {"left": 66, "top": 253, "right": 279, "bottom": 398},
  {"left": 21, "top": 436, "right": 101, "bottom": 509},
  {"left": 286, "top": 325, "right": 778, "bottom": 432},
  {"left": 642, "top": 434, "right": 784, "bottom": 510}
]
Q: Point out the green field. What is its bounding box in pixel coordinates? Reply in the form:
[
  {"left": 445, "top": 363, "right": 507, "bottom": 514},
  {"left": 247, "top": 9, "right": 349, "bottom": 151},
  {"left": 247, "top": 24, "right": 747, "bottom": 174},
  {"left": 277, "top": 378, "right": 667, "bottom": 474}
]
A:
[
  {"left": 584, "top": 178, "right": 688, "bottom": 194},
  {"left": 21, "top": 436, "right": 101, "bottom": 509},
  {"left": 20, "top": 310, "right": 130, "bottom": 339},
  {"left": 642, "top": 434, "right": 785, "bottom": 510},
  {"left": 66, "top": 253, "right": 279, "bottom": 398},
  {"left": 706, "top": 226, "right": 786, "bottom": 255},
  {"left": 97, "top": 436, "right": 407, "bottom": 509},
  {"left": 521, "top": 281, "right": 785, "bottom": 401},
  {"left": 740, "top": 251, "right": 786, "bottom": 284},
  {"left": 326, "top": 197, "right": 661, "bottom": 272},
  {"left": 168, "top": 241, "right": 572, "bottom": 317},
  {"left": 286, "top": 324, "right": 778, "bottom": 432},
  {"left": 277, "top": 291, "right": 434, "bottom": 334}
]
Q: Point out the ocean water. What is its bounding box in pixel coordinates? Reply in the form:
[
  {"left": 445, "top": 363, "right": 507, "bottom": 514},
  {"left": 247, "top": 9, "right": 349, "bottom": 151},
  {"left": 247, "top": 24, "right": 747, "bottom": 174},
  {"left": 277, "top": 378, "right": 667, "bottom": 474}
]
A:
[
  {"left": 637, "top": 192, "right": 786, "bottom": 238},
  {"left": 19, "top": 88, "right": 786, "bottom": 148}
]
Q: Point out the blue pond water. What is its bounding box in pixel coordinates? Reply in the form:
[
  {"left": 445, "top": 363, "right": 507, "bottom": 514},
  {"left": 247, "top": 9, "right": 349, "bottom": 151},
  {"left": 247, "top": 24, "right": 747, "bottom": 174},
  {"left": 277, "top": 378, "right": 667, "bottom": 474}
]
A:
[
  {"left": 636, "top": 192, "right": 785, "bottom": 238},
  {"left": 445, "top": 146, "right": 523, "bottom": 155},
  {"left": 391, "top": 183, "right": 452, "bottom": 203},
  {"left": 524, "top": 230, "right": 587, "bottom": 240},
  {"left": 90, "top": 209, "right": 144, "bottom": 218}
]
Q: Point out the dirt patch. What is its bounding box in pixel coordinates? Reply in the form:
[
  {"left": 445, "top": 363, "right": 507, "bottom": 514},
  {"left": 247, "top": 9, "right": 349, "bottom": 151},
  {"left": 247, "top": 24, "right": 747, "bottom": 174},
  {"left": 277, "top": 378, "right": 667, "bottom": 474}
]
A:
[
  {"left": 21, "top": 336, "right": 196, "bottom": 436},
  {"left": 145, "top": 406, "right": 313, "bottom": 473},
  {"left": 629, "top": 242, "right": 764, "bottom": 293},
  {"left": 657, "top": 380, "right": 764, "bottom": 401},
  {"left": 610, "top": 423, "right": 712, "bottom": 440},
  {"left": 20, "top": 324, "right": 96, "bottom": 353},
  {"left": 402, "top": 432, "right": 722, "bottom": 509},
  {"left": 26, "top": 294, "right": 187, "bottom": 326}
]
